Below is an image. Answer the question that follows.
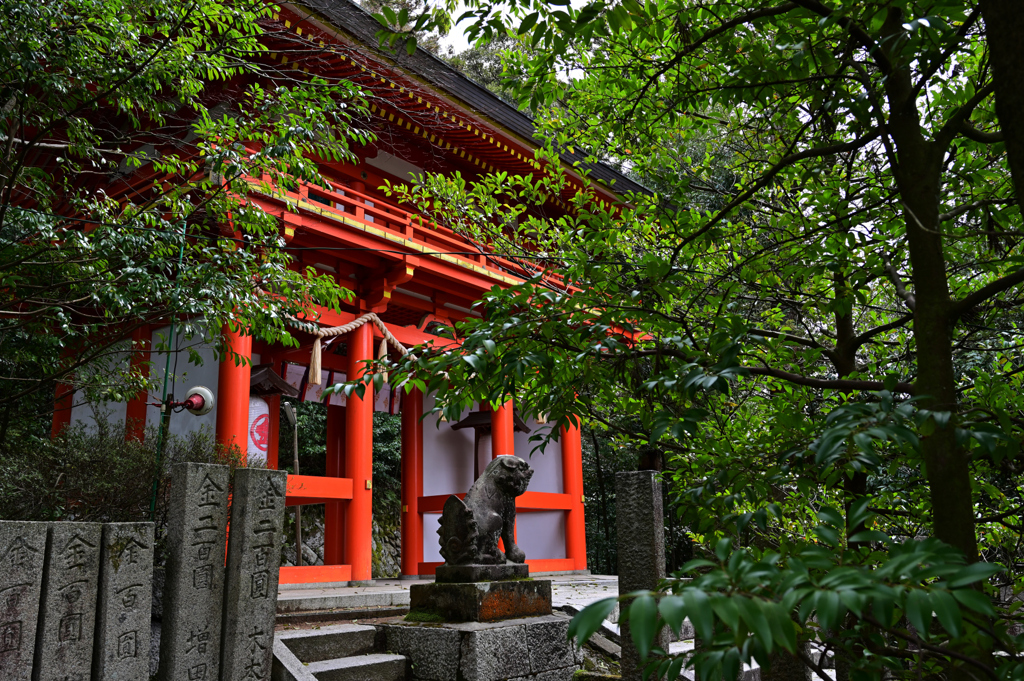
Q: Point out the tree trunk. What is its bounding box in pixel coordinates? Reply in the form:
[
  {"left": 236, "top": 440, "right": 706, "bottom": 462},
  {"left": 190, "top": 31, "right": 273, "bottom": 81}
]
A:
[
  {"left": 882, "top": 10, "right": 978, "bottom": 562},
  {"left": 980, "top": 0, "right": 1024, "bottom": 209}
]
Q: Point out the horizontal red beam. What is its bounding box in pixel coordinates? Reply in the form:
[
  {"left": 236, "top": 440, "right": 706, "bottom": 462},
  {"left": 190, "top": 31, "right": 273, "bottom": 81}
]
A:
[
  {"left": 279, "top": 564, "right": 352, "bottom": 584},
  {"left": 418, "top": 492, "right": 572, "bottom": 514},
  {"left": 286, "top": 474, "right": 353, "bottom": 506}
]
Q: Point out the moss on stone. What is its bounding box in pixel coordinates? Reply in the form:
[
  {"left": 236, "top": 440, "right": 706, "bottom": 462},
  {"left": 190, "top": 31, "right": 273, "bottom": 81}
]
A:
[{"left": 404, "top": 609, "right": 447, "bottom": 623}]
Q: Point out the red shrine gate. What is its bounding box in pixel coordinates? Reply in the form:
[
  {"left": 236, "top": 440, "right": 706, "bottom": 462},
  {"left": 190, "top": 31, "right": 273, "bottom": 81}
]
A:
[{"left": 53, "top": 0, "right": 644, "bottom": 585}]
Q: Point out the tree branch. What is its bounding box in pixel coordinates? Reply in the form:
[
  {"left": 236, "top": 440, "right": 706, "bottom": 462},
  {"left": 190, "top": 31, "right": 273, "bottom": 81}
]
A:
[
  {"left": 788, "top": 0, "right": 892, "bottom": 74},
  {"left": 960, "top": 121, "right": 1004, "bottom": 144},
  {"left": 936, "top": 81, "right": 997, "bottom": 149},
  {"left": 950, "top": 267, "right": 1024, "bottom": 322},
  {"left": 851, "top": 314, "right": 913, "bottom": 350},
  {"left": 745, "top": 366, "right": 915, "bottom": 394},
  {"left": 939, "top": 197, "right": 1011, "bottom": 222},
  {"left": 884, "top": 258, "right": 916, "bottom": 311},
  {"left": 624, "top": 3, "right": 800, "bottom": 120},
  {"left": 676, "top": 128, "right": 881, "bottom": 253}
]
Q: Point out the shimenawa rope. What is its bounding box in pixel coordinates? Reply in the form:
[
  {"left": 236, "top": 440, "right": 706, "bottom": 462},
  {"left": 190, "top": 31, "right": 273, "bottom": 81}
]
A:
[{"left": 308, "top": 313, "right": 409, "bottom": 386}]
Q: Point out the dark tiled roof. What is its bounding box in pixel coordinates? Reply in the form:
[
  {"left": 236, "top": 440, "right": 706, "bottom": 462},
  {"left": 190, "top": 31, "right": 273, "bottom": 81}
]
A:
[{"left": 299, "top": 0, "right": 650, "bottom": 198}]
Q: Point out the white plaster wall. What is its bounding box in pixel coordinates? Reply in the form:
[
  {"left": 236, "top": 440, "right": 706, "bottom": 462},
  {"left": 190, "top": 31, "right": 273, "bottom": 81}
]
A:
[
  {"left": 67, "top": 344, "right": 131, "bottom": 432},
  {"left": 421, "top": 393, "right": 475, "bottom": 497},
  {"left": 515, "top": 419, "right": 563, "bottom": 494},
  {"left": 517, "top": 511, "right": 567, "bottom": 560},
  {"left": 145, "top": 327, "right": 243, "bottom": 439},
  {"left": 69, "top": 388, "right": 128, "bottom": 433},
  {"left": 423, "top": 512, "right": 442, "bottom": 562}
]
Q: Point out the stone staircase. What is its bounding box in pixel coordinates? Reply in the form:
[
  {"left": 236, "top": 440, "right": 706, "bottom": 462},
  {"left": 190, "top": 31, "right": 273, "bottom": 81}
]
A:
[{"left": 272, "top": 623, "right": 408, "bottom": 681}]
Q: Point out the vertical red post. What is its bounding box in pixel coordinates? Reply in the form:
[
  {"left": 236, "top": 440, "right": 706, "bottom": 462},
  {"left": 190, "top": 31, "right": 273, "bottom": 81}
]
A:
[
  {"left": 125, "top": 326, "right": 151, "bottom": 442},
  {"left": 490, "top": 399, "right": 515, "bottom": 458},
  {"left": 216, "top": 324, "right": 252, "bottom": 461},
  {"left": 325, "top": 404, "right": 346, "bottom": 566},
  {"left": 345, "top": 323, "right": 374, "bottom": 583},
  {"left": 401, "top": 387, "right": 424, "bottom": 577},
  {"left": 561, "top": 420, "right": 588, "bottom": 571}
]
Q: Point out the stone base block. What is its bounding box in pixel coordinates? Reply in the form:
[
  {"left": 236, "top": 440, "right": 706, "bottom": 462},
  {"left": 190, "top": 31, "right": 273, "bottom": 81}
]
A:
[
  {"left": 410, "top": 580, "right": 551, "bottom": 623},
  {"left": 435, "top": 563, "right": 529, "bottom": 584},
  {"left": 381, "top": 613, "right": 581, "bottom": 681}
]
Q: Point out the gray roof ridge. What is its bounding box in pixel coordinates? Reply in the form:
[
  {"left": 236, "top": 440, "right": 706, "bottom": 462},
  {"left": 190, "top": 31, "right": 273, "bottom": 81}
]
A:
[{"left": 294, "top": 0, "right": 652, "bottom": 197}]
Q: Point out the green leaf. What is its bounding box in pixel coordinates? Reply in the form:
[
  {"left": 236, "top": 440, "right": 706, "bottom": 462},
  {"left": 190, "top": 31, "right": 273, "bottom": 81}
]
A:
[
  {"left": 567, "top": 597, "right": 617, "bottom": 646},
  {"left": 904, "top": 589, "right": 932, "bottom": 637},
  {"left": 629, "top": 594, "right": 658, "bottom": 660},
  {"left": 951, "top": 588, "right": 997, "bottom": 616},
  {"left": 710, "top": 594, "right": 740, "bottom": 631},
  {"left": 736, "top": 597, "right": 772, "bottom": 650},
  {"left": 764, "top": 601, "right": 797, "bottom": 653},
  {"left": 848, "top": 530, "right": 892, "bottom": 544},
  {"left": 947, "top": 562, "right": 1002, "bottom": 588},
  {"left": 814, "top": 590, "right": 843, "bottom": 632},
  {"left": 658, "top": 596, "right": 686, "bottom": 637},
  {"left": 683, "top": 589, "right": 714, "bottom": 641},
  {"left": 519, "top": 12, "right": 540, "bottom": 35},
  {"left": 930, "top": 589, "right": 962, "bottom": 637}
]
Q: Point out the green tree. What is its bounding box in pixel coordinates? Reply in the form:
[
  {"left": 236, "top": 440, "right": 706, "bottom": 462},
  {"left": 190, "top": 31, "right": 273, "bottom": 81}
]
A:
[
  {"left": 364, "top": 0, "right": 1024, "bottom": 677},
  {"left": 0, "top": 0, "right": 371, "bottom": 431}
]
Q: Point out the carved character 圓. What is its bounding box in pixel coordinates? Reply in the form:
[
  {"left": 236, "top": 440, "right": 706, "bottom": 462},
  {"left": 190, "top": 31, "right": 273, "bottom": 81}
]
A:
[{"left": 438, "top": 455, "right": 533, "bottom": 565}]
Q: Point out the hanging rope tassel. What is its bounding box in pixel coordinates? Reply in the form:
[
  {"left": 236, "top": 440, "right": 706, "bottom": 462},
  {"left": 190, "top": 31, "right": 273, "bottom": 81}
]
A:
[
  {"left": 305, "top": 312, "right": 409, "bottom": 386},
  {"left": 378, "top": 337, "right": 389, "bottom": 383}
]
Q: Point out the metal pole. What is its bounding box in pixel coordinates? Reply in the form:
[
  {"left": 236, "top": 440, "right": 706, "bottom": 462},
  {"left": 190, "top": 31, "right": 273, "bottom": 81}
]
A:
[
  {"left": 149, "top": 222, "right": 187, "bottom": 520},
  {"left": 284, "top": 402, "right": 302, "bottom": 566},
  {"left": 293, "top": 414, "right": 302, "bottom": 566}
]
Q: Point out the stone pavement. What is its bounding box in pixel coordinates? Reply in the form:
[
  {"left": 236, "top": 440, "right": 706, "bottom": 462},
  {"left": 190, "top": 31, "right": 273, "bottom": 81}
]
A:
[{"left": 277, "top": 574, "right": 620, "bottom": 616}]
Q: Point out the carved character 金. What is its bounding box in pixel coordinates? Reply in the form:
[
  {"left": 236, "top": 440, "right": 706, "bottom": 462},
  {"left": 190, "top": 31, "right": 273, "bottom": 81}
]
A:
[
  {"left": 3, "top": 536, "right": 39, "bottom": 569},
  {"left": 438, "top": 455, "right": 533, "bottom": 565}
]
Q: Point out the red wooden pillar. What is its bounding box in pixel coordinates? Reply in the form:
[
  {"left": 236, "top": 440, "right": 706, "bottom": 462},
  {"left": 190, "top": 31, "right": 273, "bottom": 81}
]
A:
[
  {"left": 561, "top": 420, "right": 588, "bottom": 571},
  {"left": 51, "top": 381, "right": 74, "bottom": 438},
  {"left": 325, "top": 403, "right": 346, "bottom": 566},
  {"left": 490, "top": 399, "right": 514, "bottom": 458},
  {"left": 345, "top": 323, "right": 374, "bottom": 583},
  {"left": 400, "top": 387, "right": 424, "bottom": 577},
  {"left": 491, "top": 399, "right": 516, "bottom": 552},
  {"left": 216, "top": 324, "right": 252, "bottom": 461},
  {"left": 125, "top": 325, "right": 151, "bottom": 442}
]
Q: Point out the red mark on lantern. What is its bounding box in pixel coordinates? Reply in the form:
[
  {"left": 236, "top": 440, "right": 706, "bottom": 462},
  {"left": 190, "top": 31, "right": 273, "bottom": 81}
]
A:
[{"left": 250, "top": 414, "right": 270, "bottom": 452}]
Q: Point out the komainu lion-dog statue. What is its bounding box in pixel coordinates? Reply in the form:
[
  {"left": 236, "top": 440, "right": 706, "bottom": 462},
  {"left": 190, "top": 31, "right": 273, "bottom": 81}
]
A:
[{"left": 438, "top": 455, "right": 534, "bottom": 565}]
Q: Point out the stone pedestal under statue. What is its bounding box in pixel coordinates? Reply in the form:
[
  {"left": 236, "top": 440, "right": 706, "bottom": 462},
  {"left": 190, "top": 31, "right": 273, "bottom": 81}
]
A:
[
  {"left": 411, "top": 563, "right": 552, "bottom": 623},
  {"left": 387, "top": 455, "right": 578, "bottom": 680}
]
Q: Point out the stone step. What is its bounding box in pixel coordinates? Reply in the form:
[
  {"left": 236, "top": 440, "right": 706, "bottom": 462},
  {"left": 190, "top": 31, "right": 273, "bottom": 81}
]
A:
[
  {"left": 306, "top": 653, "right": 408, "bottom": 681},
  {"left": 277, "top": 605, "right": 409, "bottom": 625},
  {"left": 276, "top": 623, "right": 378, "bottom": 663},
  {"left": 277, "top": 588, "right": 411, "bottom": 613}
]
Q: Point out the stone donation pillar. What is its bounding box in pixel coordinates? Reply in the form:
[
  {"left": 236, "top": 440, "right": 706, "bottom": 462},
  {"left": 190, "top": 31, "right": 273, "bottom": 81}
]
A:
[
  {"left": 159, "top": 463, "right": 231, "bottom": 681},
  {"left": 617, "top": 470, "right": 671, "bottom": 681}
]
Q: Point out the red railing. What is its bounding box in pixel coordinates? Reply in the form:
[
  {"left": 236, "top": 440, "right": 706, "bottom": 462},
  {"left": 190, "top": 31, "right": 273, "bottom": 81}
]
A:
[{"left": 250, "top": 173, "right": 567, "bottom": 289}]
